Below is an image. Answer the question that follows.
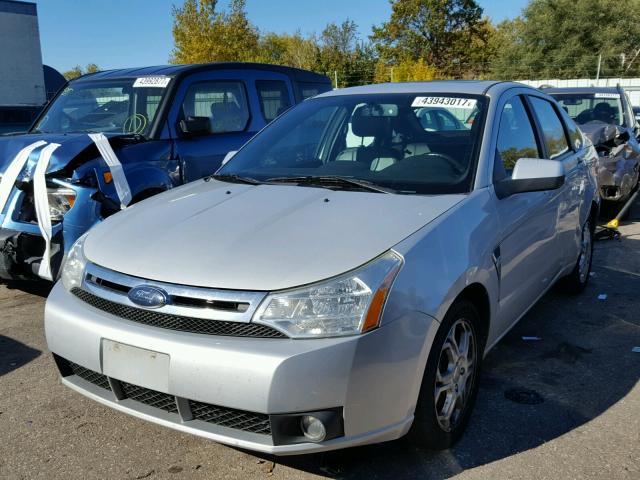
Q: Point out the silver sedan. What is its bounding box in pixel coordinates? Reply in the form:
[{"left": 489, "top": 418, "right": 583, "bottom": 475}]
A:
[{"left": 45, "top": 81, "right": 599, "bottom": 455}]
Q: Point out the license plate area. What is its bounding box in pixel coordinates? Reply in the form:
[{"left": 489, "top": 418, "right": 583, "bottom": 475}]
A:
[{"left": 102, "top": 339, "right": 170, "bottom": 392}]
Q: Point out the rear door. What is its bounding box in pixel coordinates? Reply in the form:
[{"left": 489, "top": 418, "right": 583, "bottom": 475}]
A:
[
  {"left": 527, "top": 95, "right": 584, "bottom": 271},
  {"left": 492, "top": 93, "right": 561, "bottom": 332}
]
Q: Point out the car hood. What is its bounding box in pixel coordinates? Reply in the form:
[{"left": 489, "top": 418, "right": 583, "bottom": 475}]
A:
[{"left": 84, "top": 180, "right": 465, "bottom": 291}]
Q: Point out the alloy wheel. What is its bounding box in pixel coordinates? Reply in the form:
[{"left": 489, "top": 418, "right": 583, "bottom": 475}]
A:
[
  {"left": 434, "top": 318, "right": 477, "bottom": 432},
  {"left": 578, "top": 220, "right": 593, "bottom": 284}
]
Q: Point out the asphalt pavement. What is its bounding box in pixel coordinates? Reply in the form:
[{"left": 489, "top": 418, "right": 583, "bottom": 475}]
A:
[{"left": 1, "top": 201, "right": 639, "bottom": 480}]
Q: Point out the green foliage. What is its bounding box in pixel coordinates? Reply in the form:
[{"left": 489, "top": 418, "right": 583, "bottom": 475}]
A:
[
  {"left": 63, "top": 63, "right": 101, "bottom": 80},
  {"left": 491, "top": 0, "right": 640, "bottom": 79},
  {"left": 170, "top": 0, "right": 259, "bottom": 63},
  {"left": 371, "top": 0, "right": 492, "bottom": 78}
]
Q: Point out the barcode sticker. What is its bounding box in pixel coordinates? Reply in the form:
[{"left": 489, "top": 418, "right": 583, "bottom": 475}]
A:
[
  {"left": 412, "top": 96, "right": 478, "bottom": 109},
  {"left": 594, "top": 93, "right": 619, "bottom": 99},
  {"left": 133, "top": 76, "right": 171, "bottom": 88}
]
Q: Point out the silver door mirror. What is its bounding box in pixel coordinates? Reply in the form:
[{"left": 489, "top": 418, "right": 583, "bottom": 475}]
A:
[
  {"left": 221, "top": 150, "right": 237, "bottom": 166},
  {"left": 495, "top": 158, "right": 565, "bottom": 199}
]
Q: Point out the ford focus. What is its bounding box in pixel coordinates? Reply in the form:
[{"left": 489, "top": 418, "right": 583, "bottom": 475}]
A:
[{"left": 45, "top": 81, "right": 599, "bottom": 455}]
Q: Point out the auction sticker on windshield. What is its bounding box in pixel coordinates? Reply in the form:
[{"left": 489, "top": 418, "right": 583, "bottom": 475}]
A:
[
  {"left": 412, "top": 96, "right": 477, "bottom": 109},
  {"left": 594, "top": 93, "right": 619, "bottom": 99},
  {"left": 133, "top": 76, "right": 171, "bottom": 88}
]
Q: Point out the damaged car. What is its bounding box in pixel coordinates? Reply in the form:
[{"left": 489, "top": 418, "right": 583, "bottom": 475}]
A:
[
  {"left": 547, "top": 86, "right": 640, "bottom": 203},
  {"left": 0, "top": 63, "right": 331, "bottom": 281},
  {"left": 46, "top": 81, "right": 599, "bottom": 454}
]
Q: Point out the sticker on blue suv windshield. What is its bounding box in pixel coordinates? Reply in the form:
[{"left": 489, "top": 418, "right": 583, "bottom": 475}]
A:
[
  {"left": 412, "top": 96, "right": 477, "bottom": 109},
  {"left": 133, "top": 76, "right": 171, "bottom": 88}
]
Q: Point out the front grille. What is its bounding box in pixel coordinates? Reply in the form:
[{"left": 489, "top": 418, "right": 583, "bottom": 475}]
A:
[
  {"left": 71, "top": 288, "right": 287, "bottom": 338},
  {"left": 69, "top": 361, "right": 111, "bottom": 391},
  {"left": 62, "top": 360, "right": 271, "bottom": 436},
  {"left": 190, "top": 400, "right": 271, "bottom": 435},
  {"left": 120, "top": 382, "right": 178, "bottom": 414}
]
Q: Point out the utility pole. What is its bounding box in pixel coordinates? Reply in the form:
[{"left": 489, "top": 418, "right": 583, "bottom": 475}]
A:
[
  {"left": 595, "top": 53, "right": 602, "bottom": 83},
  {"left": 334, "top": 71, "right": 338, "bottom": 89}
]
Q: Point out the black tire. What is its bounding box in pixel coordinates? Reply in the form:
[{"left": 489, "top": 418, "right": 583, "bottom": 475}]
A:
[
  {"left": 559, "top": 218, "right": 594, "bottom": 294},
  {"left": 407, "top": 299, "right": 485, "bottom": 450}
]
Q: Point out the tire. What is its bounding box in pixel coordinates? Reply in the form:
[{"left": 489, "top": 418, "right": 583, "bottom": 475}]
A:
[
  {"left": 559, "top": 218, "right": 594, "bottom": 294},
  {"left": 407, "top": 299, "right": 485, "bottom": 450}
]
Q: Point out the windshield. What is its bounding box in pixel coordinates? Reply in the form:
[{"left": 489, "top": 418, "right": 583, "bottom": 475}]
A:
[
  {"left": 33, "top": 78, "right": 172, "bottom": 136},
  {"left": 550, "top": 93, "right": 624, "bottom": 126},
  {"left": 218, "top": 93, "right": 487, "bottom": 195}
]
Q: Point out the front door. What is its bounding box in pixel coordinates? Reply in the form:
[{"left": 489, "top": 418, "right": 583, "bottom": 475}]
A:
[{"left": 492, "top": 95, "right": 562, "bottom": 331}]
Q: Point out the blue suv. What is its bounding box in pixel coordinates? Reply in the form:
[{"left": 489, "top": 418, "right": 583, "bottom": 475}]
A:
[{"left": 0, "top": 63, "right": 331, "bottom": 280}]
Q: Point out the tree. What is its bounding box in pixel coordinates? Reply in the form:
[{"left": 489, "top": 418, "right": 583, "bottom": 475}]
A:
[
  {"left": 63, "top": 63, "right": 101, "bottom": 80},
  {"left": 170, "top": 0, "right": 259, "bottom": 63},
  {"left": 490, "top": 0, "right": 640, "bottom": 79},
  {"left": 371, "top": 0, "right": 492, "bottom": 77},
  {"left": 257, "top": 32, "right": 319, "bottom": 71}
]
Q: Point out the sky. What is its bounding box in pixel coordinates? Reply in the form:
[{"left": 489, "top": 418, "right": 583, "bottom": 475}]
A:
[{"left": 31, "top": 0, "right": 529, "bottom": 73}]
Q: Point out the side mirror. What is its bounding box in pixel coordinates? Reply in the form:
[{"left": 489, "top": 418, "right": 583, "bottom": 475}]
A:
[
  {"left": 221, "top": 150, "right": 237, "bottom": 166},
  {"left": 495, "top": 158, "right": 565, "bottom": 199},
  {"left": 179, "top": 116, "right": 211, "bottom": 136}
]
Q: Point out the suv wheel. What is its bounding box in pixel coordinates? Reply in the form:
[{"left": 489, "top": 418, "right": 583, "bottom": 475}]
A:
[{"left": 407, "top": 299, "right": 484, "bottom": 450}]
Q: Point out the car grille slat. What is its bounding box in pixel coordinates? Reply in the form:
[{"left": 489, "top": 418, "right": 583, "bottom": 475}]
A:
[
  {"left": 71, "top": 288, "right": 286, "bottom": 338},
  {"left": 120, "top": 382, "right": 178, "bottom": 414},
  {"left": 190, "top": 400, "right": 271, "bottom": 435},
  {"left": 63, "top": 360, "right": 271, "bottom": 436},
  {"left": 69, "top": 361, "right": 111, "bottom": 391}
]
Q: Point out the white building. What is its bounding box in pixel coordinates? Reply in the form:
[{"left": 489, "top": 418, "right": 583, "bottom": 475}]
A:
[
  {"left": 0, "top": 0, "right": 46, "bottom": 106},
  {"left": 519, "top": 78, "right": 640, "bottom": 106}
]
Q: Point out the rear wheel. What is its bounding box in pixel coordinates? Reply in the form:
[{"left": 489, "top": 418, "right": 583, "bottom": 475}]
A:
[
  {"left": 560, "top": 219, "right": 594, "bottom": 293},
  {"left": 407, "top": 299, "right": 484, "bottom": 450}
]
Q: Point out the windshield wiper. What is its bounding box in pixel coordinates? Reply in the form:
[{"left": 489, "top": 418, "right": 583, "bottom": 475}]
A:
[
  {"left": 265, "top": 175, "right": 396, "bottom": 194},
  {"left": 209, "top": 173, "right": 262, "bottom": 185}
]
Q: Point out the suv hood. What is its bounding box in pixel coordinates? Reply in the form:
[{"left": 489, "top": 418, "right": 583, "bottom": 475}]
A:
[
  {"left": 0, "top": 133, "right": 146, "bottom": 178},
  {"left": 84, "top": 180, "right": 465, "bottom": 291}
]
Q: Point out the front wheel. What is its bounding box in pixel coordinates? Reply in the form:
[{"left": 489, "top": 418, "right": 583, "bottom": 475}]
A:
[
  {"left": 407, "top": 299, "right": 484, "bottom": 450},
  {"left": 559, "top": 219, "right": 594, "bottom": 293}
]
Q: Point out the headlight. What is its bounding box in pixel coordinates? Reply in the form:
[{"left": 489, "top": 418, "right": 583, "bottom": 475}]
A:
[
  {"left": 61, "top": 234, "right": 88, "bottom": 291},
  {"left": 253, "top": 251, "right": 403, "bottom": 338},
  {"left": 48, "top": 187, "right": 76, "bottom": 221}
]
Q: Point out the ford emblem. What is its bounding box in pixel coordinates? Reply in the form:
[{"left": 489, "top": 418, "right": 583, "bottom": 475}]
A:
[{"left": 128, "top": 285, "right": 168, "bottom": 309}]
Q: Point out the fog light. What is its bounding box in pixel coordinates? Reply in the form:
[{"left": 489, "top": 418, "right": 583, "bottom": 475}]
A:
[{"left": 300, "top": 415, "right": 326, "bottom": 442}]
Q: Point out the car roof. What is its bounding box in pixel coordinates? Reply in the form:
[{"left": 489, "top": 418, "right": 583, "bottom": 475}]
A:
[
  {"left": 544, "top": 86, "right": 621, "bottom": 95},
  {"left": 316, "top": 80, "right": 531, "bottom": 98},
  {"left": 72, "top": 62, "right": 331, "bottom": 84}
]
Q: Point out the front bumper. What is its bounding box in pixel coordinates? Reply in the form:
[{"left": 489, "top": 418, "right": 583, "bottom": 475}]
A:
[
  {"left": 596, "top": 156, "right": 640, "bottom": 202},
  {"left": 45, "top": 282, "right": 439, "bottom": 455}
]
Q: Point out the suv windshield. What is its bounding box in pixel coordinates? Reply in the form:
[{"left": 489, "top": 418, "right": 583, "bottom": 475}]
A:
[
  {"left": 551, "top": 93, "right": 624, "bottom": 126},
  {"left": 33, "top": 78, "right": 171, "bottom": 136},
  {"left": 218, "top": 93, "right": 487, "bottom": 194}
]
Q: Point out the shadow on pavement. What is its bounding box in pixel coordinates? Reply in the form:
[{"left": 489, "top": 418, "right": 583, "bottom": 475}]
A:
[
  {"left": 1, "top": 279, "right": 53, "bottom": 298},
  {"left": 0, "top": 335, "right": 41, "bottom": 377},
  {"left": 263, "top": 204, "right": 640, "bottom": 479}
]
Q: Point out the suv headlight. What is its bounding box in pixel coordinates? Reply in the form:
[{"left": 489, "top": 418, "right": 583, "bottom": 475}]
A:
[
  {"left": 61, "top": 234, "right": 88, "bottom": 291},
  {"left": 253, "top": 251, "right": 403, "bottom": 338},
  {"left": 48, "top": 187, "right": 76, "bottom": 221}
]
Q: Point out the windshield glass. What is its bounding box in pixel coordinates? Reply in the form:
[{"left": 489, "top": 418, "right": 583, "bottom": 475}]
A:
[
  {"left": 218, "top": 93, "right": 487, "bottom": 194},
  {"left": 33, "top": 78, "right": 171, "bottom": 136},
  {"left": 550, "top": 93, "right": 624, "bottom": 126}
]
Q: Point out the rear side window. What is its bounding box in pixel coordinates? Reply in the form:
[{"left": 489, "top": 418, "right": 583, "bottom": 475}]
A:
[
  {"left": 496, "top": 97, "right": 540, "bottom": 175},
  {"left": 256, "top": 80, "right": 291, "bottom": 122},
  {"left": 557, "top": 107, "right": 583, "bottom": 150},
  {"left": 298, "top": 82, "right": 331, "bottom": 100},
  {"left": 529, "top": 97, "right": 570, "bottom": 159},
  {"left": 181, "top": 81, "right": 250, "bottom": 134}
]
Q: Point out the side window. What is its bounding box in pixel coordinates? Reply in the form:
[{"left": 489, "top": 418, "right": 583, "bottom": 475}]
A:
[
  {"left": 558, "top": 107, "right": 583, "bottom": 150},
  {"left": 297, "top": 82, "right": 331, "bottom": 100},
  {"left": 496, "top": 97, "right": 540, "bottom": 177},
  {"left": 256, "top": 80, "right": 291, "bottom": 122},
  {"left": 528, "top": 96, "right": 570, "bottom": 159},
  {"left": 181, "top": 81, "right": 250, "bottom": 134}
]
